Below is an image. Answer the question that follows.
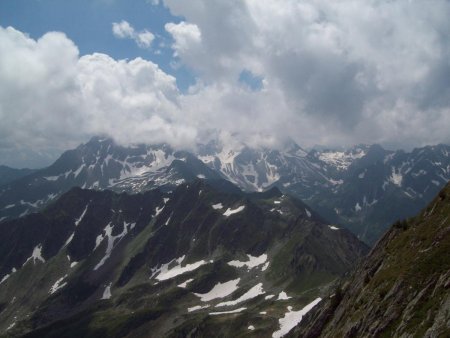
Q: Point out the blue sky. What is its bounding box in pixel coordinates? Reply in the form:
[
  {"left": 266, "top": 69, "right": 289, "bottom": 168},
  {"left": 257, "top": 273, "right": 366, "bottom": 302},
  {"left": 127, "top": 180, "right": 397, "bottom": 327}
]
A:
[
  {"left": 0, "top": 0, "right": 196, "bottom": 90},
  {"left": 1, "top": 0, "right": 450, "bottom": 168}
]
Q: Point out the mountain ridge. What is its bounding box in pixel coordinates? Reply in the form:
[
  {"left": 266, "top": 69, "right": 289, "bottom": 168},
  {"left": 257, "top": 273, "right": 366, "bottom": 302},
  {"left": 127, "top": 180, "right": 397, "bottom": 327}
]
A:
[
  {"left": 290, "top": 183, "right": 450, "bottom": 337},
  {"left": 0, "top": 179, "right": 367, "bottom": 337},
  {"left": 1, "top": 137, "right": 449, "bottom": 244}
]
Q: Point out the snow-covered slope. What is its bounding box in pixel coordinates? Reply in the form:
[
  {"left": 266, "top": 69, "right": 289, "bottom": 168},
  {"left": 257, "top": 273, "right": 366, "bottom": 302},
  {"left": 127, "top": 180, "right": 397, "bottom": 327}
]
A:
[
  {"left": 1, "top": 137, "right": 449, "bottom": 244},
  {"left": 0, "top": 180, "right": 367, "bottom": 337},
  {"left": 197, "top": 141, "right": 450, "bottom": 243},
  {"left": 0, "top": 137, "right": 221, "bottom": 221}
]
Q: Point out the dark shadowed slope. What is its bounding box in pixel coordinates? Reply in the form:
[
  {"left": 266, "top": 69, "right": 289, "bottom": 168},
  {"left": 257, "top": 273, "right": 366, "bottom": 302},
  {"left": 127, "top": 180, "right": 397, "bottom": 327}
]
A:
[
  {"left": 0, "top": 166, "right": 36, "bottom": 187},
  {"left": 0, "top": 180, "right": 367, "bottom": 337}
]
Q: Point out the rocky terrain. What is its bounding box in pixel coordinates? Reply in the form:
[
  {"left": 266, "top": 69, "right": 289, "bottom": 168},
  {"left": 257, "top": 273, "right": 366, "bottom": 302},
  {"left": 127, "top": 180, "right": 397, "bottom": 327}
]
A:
[
  {"left": 2, "top": 138, "right": 450, "bottom": 245},
  {"left": 0, "top": 179, "right": 367, "bottom": 337},
  {"left": 291, "top": 183, "right": 450, "bottom": 337}
]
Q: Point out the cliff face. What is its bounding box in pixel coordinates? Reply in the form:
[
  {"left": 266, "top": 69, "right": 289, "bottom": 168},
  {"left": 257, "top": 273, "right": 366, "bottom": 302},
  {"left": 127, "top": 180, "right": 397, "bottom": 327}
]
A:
[{"left": 293, "top": 183, "right": 450, "bottom": 338}]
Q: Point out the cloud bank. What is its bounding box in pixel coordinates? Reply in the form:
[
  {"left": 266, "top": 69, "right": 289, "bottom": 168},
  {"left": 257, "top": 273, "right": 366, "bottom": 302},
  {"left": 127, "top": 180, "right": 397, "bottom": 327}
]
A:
[{"left": 1, "top": 0, "right": 450, "bottom": 167}]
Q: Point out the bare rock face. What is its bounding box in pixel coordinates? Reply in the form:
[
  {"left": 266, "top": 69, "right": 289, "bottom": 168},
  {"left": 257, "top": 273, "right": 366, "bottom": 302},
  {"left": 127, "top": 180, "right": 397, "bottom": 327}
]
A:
[{"left": 292, "top": 183, "right": 450, "bottom": 338}]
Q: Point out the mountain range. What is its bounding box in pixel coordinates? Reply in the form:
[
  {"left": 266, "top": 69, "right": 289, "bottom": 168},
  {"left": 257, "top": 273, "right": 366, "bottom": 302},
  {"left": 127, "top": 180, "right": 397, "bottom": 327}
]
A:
[
  {"left": 1, "top": 137, "right": 450, "bottom": 244},
  {"left": 0, "top": 137, "right": 448, "bottom": 337},
  {"left": 0, "top": 180, "right": 367, "bottom": 337}
]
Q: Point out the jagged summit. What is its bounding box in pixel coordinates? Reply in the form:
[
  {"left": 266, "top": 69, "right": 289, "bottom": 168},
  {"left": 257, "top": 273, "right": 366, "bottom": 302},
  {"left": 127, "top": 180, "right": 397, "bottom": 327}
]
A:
[{"left": 1, "top": 137, "right": 450, "bottom": 244}]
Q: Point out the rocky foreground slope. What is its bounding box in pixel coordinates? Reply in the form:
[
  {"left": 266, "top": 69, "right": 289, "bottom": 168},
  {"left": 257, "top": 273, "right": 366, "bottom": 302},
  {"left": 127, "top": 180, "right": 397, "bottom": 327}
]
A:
[{"left": 291, "top": 183, "right": 450, "bottom": 337}]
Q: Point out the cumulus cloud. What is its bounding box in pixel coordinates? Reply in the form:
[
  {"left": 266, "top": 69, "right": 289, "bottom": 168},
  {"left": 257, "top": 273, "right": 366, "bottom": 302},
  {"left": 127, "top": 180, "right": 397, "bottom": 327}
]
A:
[
  {"left": 2, "top": 0, "right": 450, "bottom": 166},
  {"left": 163, "top": 0, "right": 450, "bottom": 147},
  {"left": 112, "top": 20, "right": 155, "bottom": 49},
  {"left": 0, "top": 26, "right": 192, "bottom": 166},
  {"left": 165, "top": 22, "right": 202, "bottom": 57}
]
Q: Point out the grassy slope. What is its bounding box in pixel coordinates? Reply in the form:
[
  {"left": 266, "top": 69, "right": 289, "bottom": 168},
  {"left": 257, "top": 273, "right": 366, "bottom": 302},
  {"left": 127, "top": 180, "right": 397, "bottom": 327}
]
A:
[{"left": 293, "top": 183, "right": 450, "bottom": 337}]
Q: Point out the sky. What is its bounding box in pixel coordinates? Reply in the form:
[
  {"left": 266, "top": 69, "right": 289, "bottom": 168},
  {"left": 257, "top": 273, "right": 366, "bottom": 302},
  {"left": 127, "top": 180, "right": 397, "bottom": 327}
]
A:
[{"left": 0, "top": 0, "right": 450, "bottom": 168}]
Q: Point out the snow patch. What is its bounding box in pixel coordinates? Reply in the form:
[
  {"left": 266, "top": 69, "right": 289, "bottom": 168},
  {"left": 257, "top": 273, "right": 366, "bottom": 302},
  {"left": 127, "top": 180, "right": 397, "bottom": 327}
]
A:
[
  {"left": 318, "top": 149, "right": 365, "bottom": 171},
  {"left": 24, "top": 244, "right": 45, "bottom": 265},
  {"left": 277, "top": 291, "right": 291, "bottom": 300},
  {"left": 151, "top": 256, "right": 210, "bottom": 281},
  {"left": 154, "top": 205, "right": 165, "bottom": 216},
  {"left": 0, "top": 274, "right": 10, "bottom": 284},
  {"left": 305, "top": 209, "right": 311, "bottom": 218},
  {"left": 329, "top": 225, "right": 339, "bottom": 230},
  {"left": 94, "top": 221, "right": 133, "bottom": 270},
  {"left": 64, "top": 233, "right": 75, "bottom": 246},
  {"left": 164, "top": 214, "right": 172, "bottom": 226},
  {"left": 328, "top": 178, "right": 344, "bottom": 185},
  {"left": 209, "top": 307, "right": 246, "bottom": 315},
  {"left": 248, "top": 325, "right": 255, "bottom": 331},
  {"left": 228, "top": 253, "right": 267, "bottom": 269},
  {"left": 49, "top": 275, "right": 68, "bottom": 294},
  {"left": 216, "top": 283, "right": 265, "bottom": 307},
  {"left": 223, "top": 205, "right": 245, "bottom": 217},
  {"left": 188, "top": 305, "right": 209, "bottom": 312},
  {"left": 43, "top": 175, "right": 60, "bottom": 181},
  {"left": 212, "top": 203, "right": 223, "bottom": 210},
  {"left": 389, "top": 167, "right": 403, "bottom": 187},
  {"left": 272, "top": 298, "right": 322, "bottom": 338},
  {"left": 19, "top": 209, "right": 29, "bottom": 217},
  {"left": 101, "top": 283, "right": 112, "bottom": 300},
  {"left": 177, "top": 278, "right": 194, "bottom": 288},
  {"left": 75, "top": 204, "right": 89, "bottom": 226},
  {"left": 194, "top": 278, "right": 240, "bottom": 302}
]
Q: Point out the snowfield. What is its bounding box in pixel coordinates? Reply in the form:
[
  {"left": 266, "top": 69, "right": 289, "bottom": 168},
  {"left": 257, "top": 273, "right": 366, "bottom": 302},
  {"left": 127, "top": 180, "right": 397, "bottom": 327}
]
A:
[
  {"left": 194, "top": 278, "right": 241, "bottom": 302},
  {"left": 272, "top": 298, "right": 322, "bottom": 338}
]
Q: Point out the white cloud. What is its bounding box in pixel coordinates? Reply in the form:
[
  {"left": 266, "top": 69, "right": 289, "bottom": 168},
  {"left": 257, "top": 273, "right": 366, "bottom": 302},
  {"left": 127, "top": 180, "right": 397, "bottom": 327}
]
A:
[
  {"left": 162, "top": 0, "right": 450, "bottom": 148},
  {"left": 0, "top": 26, "right": 193, "bottom": 166},
  {"left": 2, "top": 0, "right": 450, "bottom": 166},
  {"left": 112, "top": 20, "right": 134, "bottom": 39},
  {"left": 165, "top": 21, "right": 201, "bottom": 55},
  {"left": 136, "top": 30, "right": 155, "bottom": 48},
  {"left": 112, "top": 20, "right": 155, "bottom": 49},
  {"left": 76, "top": 53, "right": 195, "bottom": 147}
]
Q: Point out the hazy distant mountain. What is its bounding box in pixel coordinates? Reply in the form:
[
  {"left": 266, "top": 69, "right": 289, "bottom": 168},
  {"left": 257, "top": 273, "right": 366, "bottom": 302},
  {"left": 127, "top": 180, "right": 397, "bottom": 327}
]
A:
[
  {"left": 292, "top": 183, "right": 450, "bottom": 337},
  {"left": 0, "top": 137, "right": 221, "bottom": 222},
  {"left": 1, "top": 137, "right": 449, "bottom": 244},
  {"left": 0, "top": 165, "right": 36, "bottom": 187},
  {"left": 197, "top": 141, "right": 450, "bottom": 244},
  {"left": 0, "top": 180, "right": 367, "bottom": 337}
]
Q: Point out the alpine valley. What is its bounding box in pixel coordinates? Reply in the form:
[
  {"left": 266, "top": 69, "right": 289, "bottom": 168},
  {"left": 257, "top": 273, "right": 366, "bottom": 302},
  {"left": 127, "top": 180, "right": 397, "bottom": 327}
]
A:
[{"left": 0, "top": 137, "right": 449, "bottom": 337}]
